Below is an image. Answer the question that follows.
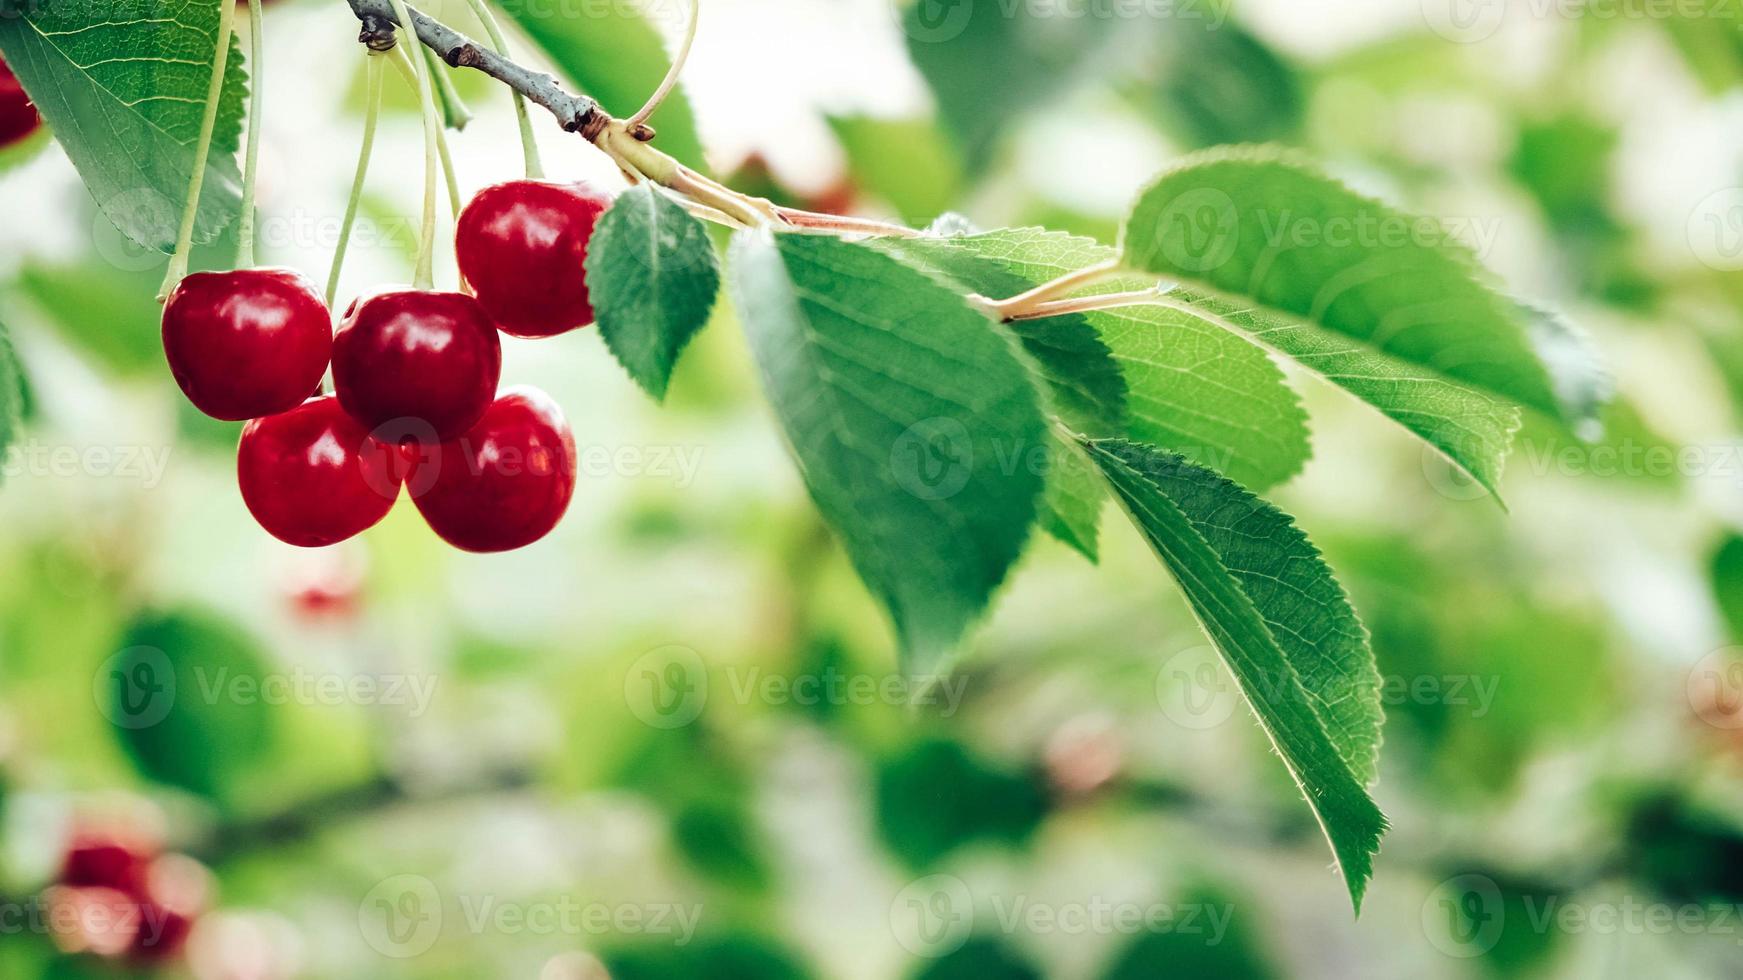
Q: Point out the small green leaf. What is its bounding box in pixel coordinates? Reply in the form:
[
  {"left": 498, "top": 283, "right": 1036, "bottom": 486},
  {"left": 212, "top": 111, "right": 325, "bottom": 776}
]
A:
[
  {"left": 729, "top": 232, "right": 1045, "bottom": 674},
  {"left": 0, "top": 2, "right": 249, "bottom": 251},
  {"left": 499, "top": 1, "right": 706, "bottom": 170},
  {"left": 902, "top": 0, "right": 1122, "bottom": 170},
  {"left": 1085, "top": 438, "right": 1386, "bottom": 909},
  {"left": 587, "top": 185, "right": 721, "bottom": 401},
  {"left": 1152, "top": 19, "right": 1304, "bottom": 148},
  {"left": 826, "top": 115, "right": 963, "bottom": 225},
  {"left": 889, "top": 229, "right": 1311, "bottom": 492},
  {"left": 1120, "top": 147, "right": 1606, "bottom": 432},
  {"left": 103, "top": 609, "right": 273, "bottom": 802}
]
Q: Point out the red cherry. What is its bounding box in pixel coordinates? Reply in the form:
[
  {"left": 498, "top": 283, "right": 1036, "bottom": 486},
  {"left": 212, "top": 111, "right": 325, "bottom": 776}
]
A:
[
  {"left": 407, "top": 386, "right": 577, "bottom": 553},
  {"left": 238, "top": 396, "right": 403, "bottom": 547},
  {"left": 162, "top": 268, "right": 333, "bottom": 421},
  {"left": 128, "top": 856, "right": 207, "bottom": 964},
  {"left": 0, "top": 57, "right": 41, "bottom": 150},
  {"left": 333, "top": 289, "right": 502, "bottom": 444},
  {"left": 456, "top": 180, "right": 608, "bottom": 338},
  {"left": 61, "top": 835, "right": 152, "bottom": 893}
]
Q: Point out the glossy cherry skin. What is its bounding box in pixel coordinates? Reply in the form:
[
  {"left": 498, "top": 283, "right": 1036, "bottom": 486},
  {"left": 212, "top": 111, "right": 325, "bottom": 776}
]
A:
[
  {"left": 407, "top": 386, "right": 577, "bottom": 553},
  {"left": 237, "top": 396, "right": 404, "bottom": 547},
  {"left": 456, "top": 180, "right": 609, "bottom": 338},
  {"left": 333, "top": 289, "right": 501, "bottom": 444},
  {"left": 0, "top": 57, "right": 41, "bottom": 150},
  {"left": 162, "top": 268, "right": 333, "bottom": 421}
]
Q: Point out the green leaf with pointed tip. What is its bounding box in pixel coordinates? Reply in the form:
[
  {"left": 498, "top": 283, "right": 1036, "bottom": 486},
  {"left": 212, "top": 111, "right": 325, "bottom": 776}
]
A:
[
  {"left": 0, "top": 1, "right": 249, "bottom": 251},
  {"left": 729, "top": 232, "right": 1045, "bottom": 674},
  {"left": 499, "top": 0, "right": 706, "bottom": 171},
  {"left": 1085, "top": 438, "right": 1386, "bottom": 909},
  {"left": 587, "top": 185, "right": 720, "bottom": 401},
  {"left": 887, "top": 229, "right": 1311, "bottom": 492},
  {"left": 1158, "top": 286, "right": 1522, "bottom": 498},
  {"left": 1121, "top": 148, "right": 1606, "bottom": 431},
  {"left": 1036, "top": 432, "right": 1105, "bottom": 562}
]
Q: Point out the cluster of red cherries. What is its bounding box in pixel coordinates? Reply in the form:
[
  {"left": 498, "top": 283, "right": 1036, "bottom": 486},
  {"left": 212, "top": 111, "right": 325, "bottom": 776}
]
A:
[
  {"left": 44, "top": 825, "right": 209, "bottom": 964},
  {"left": 162, "top": 181, "right": 612, "bottom": 552},
  {"left": 0, "top": 55, "right": 42, "bottom": 150}
]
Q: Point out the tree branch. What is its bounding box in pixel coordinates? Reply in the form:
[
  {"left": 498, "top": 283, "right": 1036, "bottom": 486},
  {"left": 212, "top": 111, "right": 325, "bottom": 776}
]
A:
[{"left": 345, "top": 0, "right": 601, "bottom": 135}]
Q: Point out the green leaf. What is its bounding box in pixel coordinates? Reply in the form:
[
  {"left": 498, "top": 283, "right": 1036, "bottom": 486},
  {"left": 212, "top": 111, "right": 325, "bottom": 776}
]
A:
[
  {"left": 1121, "top": 148, "right": 1606, "bottom": 433},
  {"left": 0, "top": 322, "right": 23, "bottom": 481},
  {"left": 888, "top": 229, "right": 1311, "bottom": 492},
  {"left": 1710, "top": 534, "right": 1743, "bottom": 640},
  {"left": 729, "top": 232, "right": 1045, "bottom": 674},
  {"left": 587, "top": 185, "right": 720, "bottom": 400},
  {"left": 103, "top": 609, "right": 273, "bottom": 801},
  {"left": 0, "top": 1, "right": 249, "bottom": 251},
  {"left": 1159, "top": 285, "right": 1522, "bottom": 498},
  {"left": 902, "top": 0, "right": 1122, "bottom": 170},
  {"left": 826, "top": 115, "right": 963, "bottom": 226},
  {"left": 1084, "top": 438, "right": 1386, "bottom": 908},
  {"left": 499, "top": 0, "right": 705, "bottom": 170},
  {"left": 1152, "top": 19, "right": 1303, "bottom": 148},
  {"left": 1037, "top": 433, "right": 1106, "bottom": 562}
]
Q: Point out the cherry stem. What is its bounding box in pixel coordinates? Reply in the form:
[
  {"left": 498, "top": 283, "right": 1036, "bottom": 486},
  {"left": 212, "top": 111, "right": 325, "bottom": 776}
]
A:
[
  {"left": 386, "top": 0, "right": 440, "bottom": 291},
  {"left": 236, "top": 0, "right": 265, "bottom": 270},
  {"left": 628, "top": 0, "right": 699, "bottom": 131},
  {"left": 344, "top": 1, "right": 938, "bottom": 247},
  {"left": 158, "top": 0, "right": 240, "bottom": 301},
  {"left": 459, "top": 0, "right": 542, "bottom": 179},
  {"left": 326, "top": 52, "right": 385, "bottom": 311},
  {"left": 392, "top": 47, "right": 462, "bottom": 219}
]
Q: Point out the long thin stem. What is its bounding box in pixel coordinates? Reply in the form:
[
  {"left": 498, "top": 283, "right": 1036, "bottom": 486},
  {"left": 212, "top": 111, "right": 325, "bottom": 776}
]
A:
[
  {"left": 386, "top": 0, "right": 440, "bottom": 291},
  {"left": 236, "top": 0, "right": 265, "bottom": 268},
  {"left": 987, "top": 259, "right": 1122, "bottom": 318},
  {"left": 394, "top": 47, "right": 462, "bottom": 218},
  {"left": 628, "top": 0, "right": 698, "bottom": 130},
  {"left": 771, "top": 205, "right": 919, "bottom": 238},
  {"left": 1002, "top": 286, "right": 1170, "bottom": 322},
  {"left": 327, "top": 53, "right": 386, "bottom": 310},
  {"left": 158, "top": 0, "right": 240, "bottom": 300},
  {"left": 459, "top": 0, "right": 542, "bottom": 178}
]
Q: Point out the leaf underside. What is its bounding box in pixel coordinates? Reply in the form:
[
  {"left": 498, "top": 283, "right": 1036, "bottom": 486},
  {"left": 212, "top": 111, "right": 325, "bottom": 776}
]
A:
[
  {"left": 587, "top": 185, "right": 721, "bottom": 401},
  {"left": 729, "top": 232, "right": 1046, "bottom": 676},
  {"left": 1085, "top": 438, "right": 1386, "bottom": 910},
  {"left": 0, "top": 0, "right": 249, "bottom": 251}
]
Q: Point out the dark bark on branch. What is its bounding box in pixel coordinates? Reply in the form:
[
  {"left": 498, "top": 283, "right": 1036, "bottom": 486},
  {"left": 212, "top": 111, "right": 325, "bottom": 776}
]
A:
[{"left": 345, "top": 0, "right": 601, "bottom": 134}]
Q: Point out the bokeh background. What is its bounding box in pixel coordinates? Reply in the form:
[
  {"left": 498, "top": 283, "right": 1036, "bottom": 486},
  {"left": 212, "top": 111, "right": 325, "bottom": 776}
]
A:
[{"left": 2, "top": 0, "right": 1743, "bottom": 976}]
